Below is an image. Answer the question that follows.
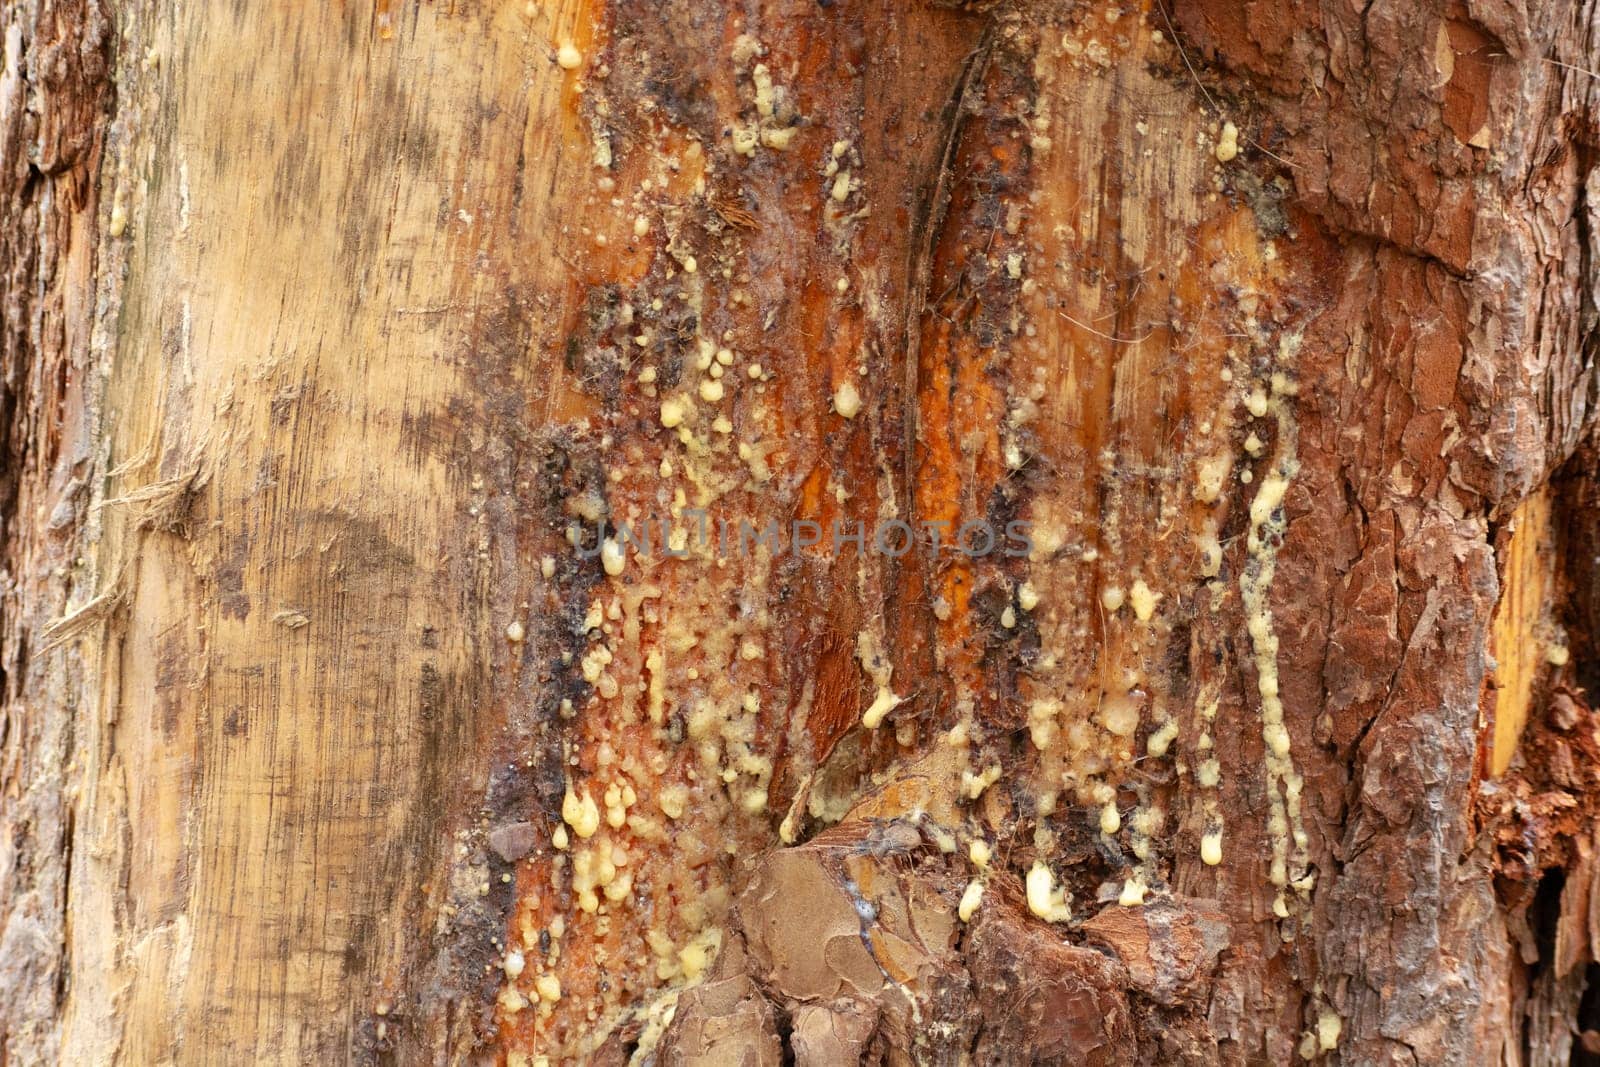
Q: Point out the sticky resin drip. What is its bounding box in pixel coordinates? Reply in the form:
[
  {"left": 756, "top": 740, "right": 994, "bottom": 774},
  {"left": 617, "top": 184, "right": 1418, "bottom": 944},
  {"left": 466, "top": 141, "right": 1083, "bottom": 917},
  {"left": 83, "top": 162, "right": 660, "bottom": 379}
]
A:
[
  {"left": 1238, "top": 339, "right": 1312, "bottom": 916},
  {"left": 1192, "top": 684, "right": 1224, "bottom": 866}
]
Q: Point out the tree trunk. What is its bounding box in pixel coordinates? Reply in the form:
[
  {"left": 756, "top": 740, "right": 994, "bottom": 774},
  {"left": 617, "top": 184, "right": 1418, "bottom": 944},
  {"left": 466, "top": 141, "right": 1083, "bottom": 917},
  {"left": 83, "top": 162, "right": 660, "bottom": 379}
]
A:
[{"left": 5, "top": 0, "right": 1600, "bottom": 1063}]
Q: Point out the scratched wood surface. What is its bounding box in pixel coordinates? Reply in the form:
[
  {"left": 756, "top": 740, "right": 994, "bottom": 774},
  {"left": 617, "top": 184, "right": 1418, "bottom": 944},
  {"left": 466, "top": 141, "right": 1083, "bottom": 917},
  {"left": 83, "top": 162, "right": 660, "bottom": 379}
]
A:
[{"left": 4, "top": 0, "right": 1600, "bottom": 1064}]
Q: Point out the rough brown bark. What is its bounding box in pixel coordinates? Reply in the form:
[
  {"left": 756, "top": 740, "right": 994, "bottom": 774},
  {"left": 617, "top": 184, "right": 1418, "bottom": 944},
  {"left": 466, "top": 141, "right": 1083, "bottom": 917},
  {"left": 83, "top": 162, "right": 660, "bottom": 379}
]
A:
[
  {"left": 1, "top": 0, "right": 110, "bottom": 1062},
  {"left": 5, "top": 0, "right": 1600, "bottom": 1064}
]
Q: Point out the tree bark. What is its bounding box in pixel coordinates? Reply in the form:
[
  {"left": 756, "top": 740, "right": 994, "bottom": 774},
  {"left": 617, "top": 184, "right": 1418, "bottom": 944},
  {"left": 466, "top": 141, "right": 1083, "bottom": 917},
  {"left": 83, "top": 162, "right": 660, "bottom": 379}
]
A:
[{"left": 4, "top": 0, "right": 1600, "bottom": 1064}]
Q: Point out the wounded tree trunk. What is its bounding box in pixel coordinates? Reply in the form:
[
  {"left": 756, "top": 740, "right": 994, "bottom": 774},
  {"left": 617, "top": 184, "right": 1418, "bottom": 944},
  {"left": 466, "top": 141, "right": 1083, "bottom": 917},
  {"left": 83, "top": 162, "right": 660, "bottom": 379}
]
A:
[{"left": 5, "top": 0, "right": 1600, "bottom": 1063}]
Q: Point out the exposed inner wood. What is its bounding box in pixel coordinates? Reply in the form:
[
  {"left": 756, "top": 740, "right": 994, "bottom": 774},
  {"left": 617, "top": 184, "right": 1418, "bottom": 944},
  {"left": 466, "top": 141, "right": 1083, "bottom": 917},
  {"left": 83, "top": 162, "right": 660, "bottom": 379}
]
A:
[{"left": 1491, "top": 489, "right": 1559, "bottom": 777}]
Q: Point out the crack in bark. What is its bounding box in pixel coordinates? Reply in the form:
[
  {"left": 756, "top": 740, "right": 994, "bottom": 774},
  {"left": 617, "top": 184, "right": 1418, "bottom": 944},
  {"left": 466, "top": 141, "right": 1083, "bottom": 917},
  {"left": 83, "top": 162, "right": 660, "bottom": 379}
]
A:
[{"left": 898, "top": 22, "right": 998, "bottom": 521}]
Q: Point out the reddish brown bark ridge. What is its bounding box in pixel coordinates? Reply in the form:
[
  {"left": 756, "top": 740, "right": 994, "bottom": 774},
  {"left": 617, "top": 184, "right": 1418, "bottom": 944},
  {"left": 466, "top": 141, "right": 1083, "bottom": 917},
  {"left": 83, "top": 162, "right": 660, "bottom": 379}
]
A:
[
  {"left": 1, "top": 0, "right": 112, "bottom": 1062},
  {"left": 2, "top": 0, "right": 1600, "bottom": 1064}
]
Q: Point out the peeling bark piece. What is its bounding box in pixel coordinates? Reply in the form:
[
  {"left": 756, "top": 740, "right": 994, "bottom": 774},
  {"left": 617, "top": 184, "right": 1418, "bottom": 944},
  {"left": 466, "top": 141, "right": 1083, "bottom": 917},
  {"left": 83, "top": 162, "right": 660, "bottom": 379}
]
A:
[
  {"left": 589, "top": 1016, "right": 646, "bottom": 1067},
  {"left": 1081, "top": 898, "right": 1231, "bottom": 1007},
  {"left": 487, "top": 822, "right": 538, "bottom": 863},
  {"left": 657, "top": 974, "right": 783, "bottom": 1067},
  {"left": 965, "top": 893, "right": 1136, "bottom": 1065},
  {"left": 737, "top": 821, "right": 979, "bottom": 1060},
  {"left": 1557, "top": 831, "right": 1597, "bottom": 979},
  {"left": 789, "top": 1001, "right": 880, "bottom": 1066},
  {"left": 739, "top": 846, "right": 885, "bottom": 1004},
  {"left": 843, "top": 746, "right": 969, "bottom": 830}
]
